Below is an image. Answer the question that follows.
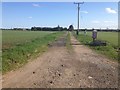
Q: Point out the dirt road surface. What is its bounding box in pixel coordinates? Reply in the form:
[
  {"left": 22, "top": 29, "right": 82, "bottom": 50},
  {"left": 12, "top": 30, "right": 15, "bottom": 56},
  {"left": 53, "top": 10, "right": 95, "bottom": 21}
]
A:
[{"left": 2, "top": 32, "right": 118, "bottom": 88}]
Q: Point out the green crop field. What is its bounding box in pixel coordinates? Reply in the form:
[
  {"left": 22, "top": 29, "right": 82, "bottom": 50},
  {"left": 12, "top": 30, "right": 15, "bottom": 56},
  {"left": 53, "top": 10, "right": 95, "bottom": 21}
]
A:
[
  {"left": 85, "top": 32, "right": 118, "bottom": 47},
  {"left": 2, "top": 30, "right": 64, "bottom": 73},
  {"left": 2, "top": 30, "right": 54, "bottom": 49},
  {"left": 0, "top": 30, "right": 1, "bottom": 47},
  {"left": 73, "top": 31, "right": 119, "bottom": 61}
]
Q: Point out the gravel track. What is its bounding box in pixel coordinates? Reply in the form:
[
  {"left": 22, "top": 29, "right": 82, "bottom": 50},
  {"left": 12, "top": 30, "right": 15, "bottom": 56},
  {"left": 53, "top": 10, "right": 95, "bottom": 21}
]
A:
[{"left": 2, "top": 32, "right": 118, "bottom": 88}]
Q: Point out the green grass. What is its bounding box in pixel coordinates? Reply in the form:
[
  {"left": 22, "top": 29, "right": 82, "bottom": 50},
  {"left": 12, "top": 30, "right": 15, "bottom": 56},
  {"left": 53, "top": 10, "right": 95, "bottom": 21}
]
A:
[
  {"left": 85, "top": 32, "right": 118, "bottom": 47},
  {"left": 2, "top": 31, "right": 64, "bottom": 74},
  {"left": 0, "top": 30, "right": 2, "bottom": 72},
  {"left": 2, "top": 30, "right": 53, "bottom": 49},
  {"left": 66, "top": 31, "right": 73, "bottom": 51},
  {"left": 0, "top": 30, "right": 2, "bottom": 49},
  {"left": 73, "top": 31, "right": 118, "bottom": 61}
]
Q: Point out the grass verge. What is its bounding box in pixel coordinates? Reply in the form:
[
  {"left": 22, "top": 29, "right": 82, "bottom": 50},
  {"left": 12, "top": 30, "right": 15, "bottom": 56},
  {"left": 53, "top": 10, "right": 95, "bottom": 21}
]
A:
[
  {"left": 72, "top": 31, "right": 118, "bottom": 61},
  {"left": 2, "top": 32, "right": 64, "bottom": 74}
]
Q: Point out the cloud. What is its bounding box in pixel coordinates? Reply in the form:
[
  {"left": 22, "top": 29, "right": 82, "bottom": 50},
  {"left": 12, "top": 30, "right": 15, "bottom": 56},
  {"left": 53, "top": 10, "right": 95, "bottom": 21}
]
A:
[
  {"left": 28, "top": 16, "right": 32, "bottom": 19},
  {"left": 80, "top": 11, "right": 88, "bottom": 14},
  {"left": 104, "top": 21, "right": 114, "bottom": 23},
  {"left": 32, "top": 4, "right": 40, "bottom": 7},
  {"left": 105, "top": 8, "right": 117, "bottom": 14},
  {"left": 91, "top": 20, "right": 100, "bottom": 23}
]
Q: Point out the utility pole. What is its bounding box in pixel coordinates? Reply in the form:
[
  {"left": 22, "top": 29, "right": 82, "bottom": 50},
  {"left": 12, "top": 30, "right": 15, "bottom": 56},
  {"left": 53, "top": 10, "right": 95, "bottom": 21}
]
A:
[{"left": 74, "top": 2, "right": 84, "bottom": 35}]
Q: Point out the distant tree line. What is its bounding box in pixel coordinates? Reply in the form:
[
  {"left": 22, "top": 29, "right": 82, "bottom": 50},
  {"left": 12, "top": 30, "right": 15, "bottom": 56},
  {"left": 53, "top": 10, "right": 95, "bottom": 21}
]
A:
[
  {"left": 74, "top": 29, "right": 120, "bottom": 32},
  {"left": 1, "top": 28, "right": 31, "bottom": 31},
  {"left": 1, "top": 25, "right": 119, "bottom": 32},
  {"left": 31, "top": 26, "right": 68, "bottom": 31},
  {"left": 68, "top": 25, "right": 119, "bottom": 32}
]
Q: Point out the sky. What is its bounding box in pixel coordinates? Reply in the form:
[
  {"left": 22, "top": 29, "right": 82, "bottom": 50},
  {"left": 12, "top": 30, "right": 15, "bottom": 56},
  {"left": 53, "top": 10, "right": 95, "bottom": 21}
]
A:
[{"left": 2, "top": 2, "right": 118, "bottom": 29}]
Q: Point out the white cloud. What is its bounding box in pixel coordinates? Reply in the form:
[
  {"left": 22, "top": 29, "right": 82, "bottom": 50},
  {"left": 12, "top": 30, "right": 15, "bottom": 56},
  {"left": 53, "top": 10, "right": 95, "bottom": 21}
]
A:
[
  {"left": 104, "top": 21, "right": 114, "bottom": 23},
  {"left": 91, "top": 20, "right": 100, "bottom": 23},
  {"left": 32, "top": 4, "right": 40, "bottom": 7},
  {"left": 105, "top": 8, "right": 117, "bottom": 14},
  {"left": 28, "top": 16, "right": 32, "bottom": 19},
  {"left": 80, "top": 11, "right": 88, "bottom": 14}
]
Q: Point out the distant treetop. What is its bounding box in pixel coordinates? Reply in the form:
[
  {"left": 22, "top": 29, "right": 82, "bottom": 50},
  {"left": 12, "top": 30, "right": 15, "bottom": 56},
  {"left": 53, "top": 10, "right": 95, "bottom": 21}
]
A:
[{"left": 69, "top": 25, "right": 74, "bottom": 31}]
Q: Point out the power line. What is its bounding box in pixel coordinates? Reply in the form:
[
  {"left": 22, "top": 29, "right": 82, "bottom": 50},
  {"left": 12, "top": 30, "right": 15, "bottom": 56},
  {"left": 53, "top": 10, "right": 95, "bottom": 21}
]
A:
[{"left": 74, "top": 2, "right": 84, "bottom": 35}]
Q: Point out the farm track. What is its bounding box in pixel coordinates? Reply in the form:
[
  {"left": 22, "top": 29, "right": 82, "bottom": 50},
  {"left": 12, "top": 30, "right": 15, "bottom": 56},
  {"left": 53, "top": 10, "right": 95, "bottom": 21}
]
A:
[{"left": 2, "top": 32, "right": 118, "bottom": 88}]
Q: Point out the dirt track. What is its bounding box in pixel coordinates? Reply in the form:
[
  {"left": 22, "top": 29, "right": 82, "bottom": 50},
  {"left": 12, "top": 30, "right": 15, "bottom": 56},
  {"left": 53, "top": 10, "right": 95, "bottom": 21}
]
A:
[{"left": 2, "top": 32, "right": 118, "bottom": 88}]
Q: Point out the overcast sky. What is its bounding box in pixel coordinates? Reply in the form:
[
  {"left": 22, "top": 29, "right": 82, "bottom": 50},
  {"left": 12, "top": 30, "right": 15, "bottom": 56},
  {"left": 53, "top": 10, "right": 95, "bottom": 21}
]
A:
[{"left": 2, "top": 2, "right": 118, "bottom": 29}]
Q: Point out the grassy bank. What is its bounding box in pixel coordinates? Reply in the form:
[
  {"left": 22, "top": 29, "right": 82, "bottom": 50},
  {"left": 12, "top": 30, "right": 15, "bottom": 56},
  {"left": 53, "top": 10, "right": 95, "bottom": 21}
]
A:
[
  {"left": 2, "top": 31, "right": 64, "bottom": 74},
  {"left": 72, "top": 31, "right": 118, "bottom": 61}
]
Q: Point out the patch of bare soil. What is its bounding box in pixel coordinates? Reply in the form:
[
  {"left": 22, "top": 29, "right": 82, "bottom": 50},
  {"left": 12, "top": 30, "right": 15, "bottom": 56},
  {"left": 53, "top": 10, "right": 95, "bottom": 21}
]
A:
[{"left": 2, "top": 32, "right": 118, "bottom": 88}]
